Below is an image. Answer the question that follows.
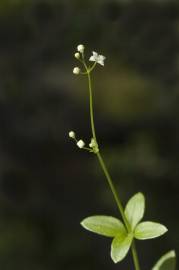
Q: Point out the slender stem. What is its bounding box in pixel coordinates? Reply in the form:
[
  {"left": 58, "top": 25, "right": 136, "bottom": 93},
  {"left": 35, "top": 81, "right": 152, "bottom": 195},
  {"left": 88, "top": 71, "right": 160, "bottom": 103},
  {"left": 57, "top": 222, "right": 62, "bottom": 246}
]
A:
[
  {"left": 87, "top": 71, "right": 97, "bottom": 141},
  {"left": 85, "top": 65, "right": 141, "bottom": 270},
  {"left": 131, "top": 241, "right": 140, "bottom": 270},
  {"left": 96, "top": 151, "right": 130, "bottom": 230},
  {"left": 97, "top": 151, "right": 141, "bottom": 270}
]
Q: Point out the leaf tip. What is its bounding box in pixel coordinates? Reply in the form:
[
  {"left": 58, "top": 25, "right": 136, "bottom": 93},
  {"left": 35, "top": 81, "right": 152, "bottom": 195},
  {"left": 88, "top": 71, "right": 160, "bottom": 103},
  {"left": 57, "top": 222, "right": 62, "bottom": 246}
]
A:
[
  {"left": 134, "top": 221, "right": 168, "bottom": 240},
  {"left": 111, "top": 247, "right": 122, "bottom": 264},
  {"left": 80, "top": 219, "right": 86, "bottom": 228},
  {"left": 171, "top": 250, "right": 176, "bottom": 257},
  {"left": 152, "top": 250, "right": 176, "bottom": 270},
  {"left": 161, "top": 225, "right": 168, "bottom": 235},
  {"left": 110, "top": 252, "right": 118, "bottom": 264},
  {"left": 167, "top": 250, "right": 176, "bottom": 259},
  {"left": 137, "top": 192, "right": 145, "bottom": 200}
]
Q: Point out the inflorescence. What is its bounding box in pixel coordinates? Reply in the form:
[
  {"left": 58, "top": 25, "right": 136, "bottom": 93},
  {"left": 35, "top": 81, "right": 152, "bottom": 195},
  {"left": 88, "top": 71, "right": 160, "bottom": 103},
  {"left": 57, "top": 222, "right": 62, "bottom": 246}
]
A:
[
  {"left": 69, "top": 44, "right": 105, "bottom": 154},
  {"left": 68, "top": 131, "right": 99, "bottom": 154},
  {"left": 72, "top": 44, "right": 106, "bottom": 75}
]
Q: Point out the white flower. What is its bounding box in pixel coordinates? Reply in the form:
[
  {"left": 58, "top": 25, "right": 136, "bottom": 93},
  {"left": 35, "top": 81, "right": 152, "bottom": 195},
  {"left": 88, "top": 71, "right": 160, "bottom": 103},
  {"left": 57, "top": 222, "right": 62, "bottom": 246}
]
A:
[
  {"left": 77, "top": 140, "right": 85, "bottom": 148},
  {"left": 69, "top": 131, "right": 76, "bottom": 139},
  {"left": 77, "top": 44, "right": 85, "bottom": 53},
  {"left": 74, "top": 52, "right": 80, "bottom": 59},
  {"left": 89, "top": 51, "right": 106, "bottom": 66},
  {"left": 73, "top": 67, "right": 80, "bottom": 75}
]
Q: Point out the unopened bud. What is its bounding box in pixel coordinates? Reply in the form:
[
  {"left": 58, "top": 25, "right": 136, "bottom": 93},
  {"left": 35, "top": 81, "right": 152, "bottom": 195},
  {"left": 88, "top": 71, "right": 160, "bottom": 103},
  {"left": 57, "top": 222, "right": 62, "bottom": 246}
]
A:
[
  {"left": 73, "top": 67, "right": 80, "bottom": 75},
  {"left": 77, "top": 44, "right": 85, "bottom": 53},
  {"left": 74, "top": 52, "right": 80, "bottom": 59},
  {"left": 69, "top": 131, "right": 76, "bottom": 139},
  {"left": 89, "top": 138, "right": 96, "bottom": 148},
  {"left": 77, "top": 140, "right": 85, "bottom": 148}
]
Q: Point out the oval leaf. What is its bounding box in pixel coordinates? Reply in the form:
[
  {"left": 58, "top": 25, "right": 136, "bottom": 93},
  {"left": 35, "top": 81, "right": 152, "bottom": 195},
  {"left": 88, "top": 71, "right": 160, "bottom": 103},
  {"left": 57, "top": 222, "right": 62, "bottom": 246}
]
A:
[
  {"left": 81, "top": 215, "right": 126, "bottom": 237},
  {"left": 124, "top": 192, "right": 145, "bottom": 230},
  {"left": 111, "top": 233, "right": 133, "bottom": 263},
  {"left": 152, "top": 250, "right": 176, "bottom": 270},
  {"left": 135, "top": 221, "right": 168, "bottom": 240}
]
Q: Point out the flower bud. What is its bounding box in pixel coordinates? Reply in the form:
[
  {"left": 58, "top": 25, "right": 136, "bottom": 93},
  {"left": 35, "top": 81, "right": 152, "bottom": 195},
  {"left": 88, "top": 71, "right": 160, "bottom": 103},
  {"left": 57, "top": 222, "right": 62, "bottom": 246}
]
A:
[
  {"left": 69, "top": 131, "right": 75, "bottom": 139},
  {"left": 77, "top": 140, "right": 85, "bottom": 148},
  {"left": 73, "top": 67, "right": 80, "bottom": 75},
  {"left": 74, "top": 52, "right": 80, "bottom": 59},
  {"left": 89, "top": 138, "right": 96, "bottom": 148},
  {"left": 77, "top": 44, "right": 85, "bottom": 53}
]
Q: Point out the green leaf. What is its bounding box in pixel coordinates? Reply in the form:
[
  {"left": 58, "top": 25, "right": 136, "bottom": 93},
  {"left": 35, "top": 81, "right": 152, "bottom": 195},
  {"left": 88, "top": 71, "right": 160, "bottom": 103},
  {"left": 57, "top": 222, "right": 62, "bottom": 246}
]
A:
[
  {"left": 135, "top": 221, "right": 168, "bottom": 240},
  {"left": 111, "top": 233, "right": 133, "bottom": 263},
  {"left": 80, "top": 215, "right": 126, "bottom": 237},
  {"left": 124, "top": 192, "right": 145, "bottom": 230},
  {"left": 152, "top": 250, "right": 176, "bottom": 270}
]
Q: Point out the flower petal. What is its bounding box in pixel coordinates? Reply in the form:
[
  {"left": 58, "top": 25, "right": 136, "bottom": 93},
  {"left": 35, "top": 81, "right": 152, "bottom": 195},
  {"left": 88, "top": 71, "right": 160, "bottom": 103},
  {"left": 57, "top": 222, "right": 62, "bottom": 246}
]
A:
[
  {"left": 89, "top": 55, "right": 96, "bottom": 62},
  {"left": 92, "top": 51, "right": 98, "bottom": 57},
  {"left": 97, "top": 59, "right": 104, "bottom": 66},
  {"left": 97, "top": 55, "right": 106, "bottom": 66},
  {"left": 99, "top": 55, "right": 106, "bottom": 61}
]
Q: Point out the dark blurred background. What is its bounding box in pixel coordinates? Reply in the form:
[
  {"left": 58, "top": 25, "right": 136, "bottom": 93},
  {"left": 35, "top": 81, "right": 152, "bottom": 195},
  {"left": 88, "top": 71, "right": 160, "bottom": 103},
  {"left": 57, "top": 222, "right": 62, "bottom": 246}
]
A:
[{"left": 0, "top": 0, "right": 178, "bottom": 269}]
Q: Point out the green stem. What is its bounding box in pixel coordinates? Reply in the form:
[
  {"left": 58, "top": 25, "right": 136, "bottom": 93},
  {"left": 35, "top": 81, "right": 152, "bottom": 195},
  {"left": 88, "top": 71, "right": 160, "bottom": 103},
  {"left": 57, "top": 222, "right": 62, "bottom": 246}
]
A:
[
  {"left": 97, "top": 152, "right": 140, "bottom": 270},
  {"left": 131, "top": 241, "right": 140, "bottom": 270},
  {"left": 96, "top": 151, "right": 129, "bottom": 229},
  {"left": 85, "top": 65, "right": 141, "bottom": 270},
  {"left": 87, "top": 71, "right": 97, "bottom": 141}
]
